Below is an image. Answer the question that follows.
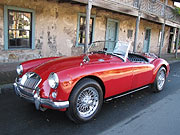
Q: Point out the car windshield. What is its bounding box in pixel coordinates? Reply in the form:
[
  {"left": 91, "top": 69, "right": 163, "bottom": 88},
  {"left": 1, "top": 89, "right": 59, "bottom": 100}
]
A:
[{"left": 88, "top": 41, "right": 130, "bottom": 61}]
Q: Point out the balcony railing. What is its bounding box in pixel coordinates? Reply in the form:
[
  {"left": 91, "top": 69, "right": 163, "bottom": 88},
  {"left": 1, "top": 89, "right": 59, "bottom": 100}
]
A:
[
  {"left": 141, "top": 0, "right": 164, "bottom": 17},
  {"left": 102, "top": 0, "right": 138, "bottom": 9},
  {"left": 101, "top": 0, "right": 180, "bottom": 24}
]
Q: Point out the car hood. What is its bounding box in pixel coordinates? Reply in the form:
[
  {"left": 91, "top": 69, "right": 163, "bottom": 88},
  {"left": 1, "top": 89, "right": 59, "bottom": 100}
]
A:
[{"left": 30, "top": 53, "right": 113, "bottom": 77}]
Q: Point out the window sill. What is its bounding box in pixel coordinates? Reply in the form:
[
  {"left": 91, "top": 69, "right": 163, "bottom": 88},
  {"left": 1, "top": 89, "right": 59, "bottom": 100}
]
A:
[{"left": 4, "top": 48, "right": 34, "bottom": 51}]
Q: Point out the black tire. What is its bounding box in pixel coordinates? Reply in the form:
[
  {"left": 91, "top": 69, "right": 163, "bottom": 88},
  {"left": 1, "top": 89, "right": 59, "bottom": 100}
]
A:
[
  {"left": 66, "top": 78, "right": 103, "bottom": 123},
  {"left": 152, "top": 67, "right": 166, "bottom": 92}
]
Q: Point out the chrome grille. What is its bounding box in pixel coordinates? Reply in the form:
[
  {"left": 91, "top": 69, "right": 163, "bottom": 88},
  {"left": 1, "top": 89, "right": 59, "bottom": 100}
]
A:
[{"left": 20, "top": 72, "right": 41, "bottom": 90}]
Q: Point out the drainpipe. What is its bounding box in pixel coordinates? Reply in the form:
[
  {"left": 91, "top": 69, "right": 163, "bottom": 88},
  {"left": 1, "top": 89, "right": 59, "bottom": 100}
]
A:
[
  {"left": 158, "top": 0, "right": 168, "bottom": 58},
  {"left": 84, "top": 0, "right": 92, "bottom": 54},
  {"left": 175, "top": 28, "right": 180, "bottom": 58},
  {"left": 133, "top": 0, "right": 141, "bottom": 53}
]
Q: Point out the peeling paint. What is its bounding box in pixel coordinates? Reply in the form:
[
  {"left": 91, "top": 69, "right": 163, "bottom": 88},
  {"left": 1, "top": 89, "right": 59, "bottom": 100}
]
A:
[
  {"left": 63, "top": 27, "right": 75, "bottom": 37},
  {"left": 0, "top": 0, "right": 171, "bottom": 63}
]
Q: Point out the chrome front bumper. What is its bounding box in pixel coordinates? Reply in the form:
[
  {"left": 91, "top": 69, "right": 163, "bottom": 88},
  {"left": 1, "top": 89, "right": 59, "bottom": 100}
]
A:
[{"left": 13, "top": 83, "right": 69, "bottom": 110}]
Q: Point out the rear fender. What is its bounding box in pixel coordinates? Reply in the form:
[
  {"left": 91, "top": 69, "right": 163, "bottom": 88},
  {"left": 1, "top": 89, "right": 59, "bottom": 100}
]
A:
[{"left": 150, "top": 58, "right": 170, "bottom": 83}]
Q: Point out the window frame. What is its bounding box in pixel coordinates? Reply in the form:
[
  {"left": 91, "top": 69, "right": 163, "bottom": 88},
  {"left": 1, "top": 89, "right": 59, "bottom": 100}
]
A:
[
  {"left": 76, "top": 13, "right": 96, "bottom": 46},
  {"left": 4, "top": 6, "right": 35, "bottom": 50}
]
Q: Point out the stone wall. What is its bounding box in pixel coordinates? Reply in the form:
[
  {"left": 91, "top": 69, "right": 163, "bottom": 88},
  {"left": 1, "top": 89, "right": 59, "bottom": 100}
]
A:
[{"left": 0, "top": 0, "right": 171, "bottom": 63}]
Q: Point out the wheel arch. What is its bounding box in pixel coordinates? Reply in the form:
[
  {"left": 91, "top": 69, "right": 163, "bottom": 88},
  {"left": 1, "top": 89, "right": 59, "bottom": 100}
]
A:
[
  {"left": 161, "top": 64, "right": 167, "bottom": 74},
  {"left": 151, "top": 58, "right": 170, "bottom": 83},
  {"left": 69, "top": 75, "right": 106, "bottom": 99}
]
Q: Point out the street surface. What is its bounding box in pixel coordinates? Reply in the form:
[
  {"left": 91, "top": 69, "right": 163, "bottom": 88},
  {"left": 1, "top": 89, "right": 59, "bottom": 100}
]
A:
[{"left": 0, "top": 62, "right": 180, "bottom": 135}]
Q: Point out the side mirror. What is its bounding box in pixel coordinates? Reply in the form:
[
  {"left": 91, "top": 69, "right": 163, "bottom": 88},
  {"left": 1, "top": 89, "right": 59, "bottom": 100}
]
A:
[{"left": 83, "top": 55, "right": 90, "bottom": 63}]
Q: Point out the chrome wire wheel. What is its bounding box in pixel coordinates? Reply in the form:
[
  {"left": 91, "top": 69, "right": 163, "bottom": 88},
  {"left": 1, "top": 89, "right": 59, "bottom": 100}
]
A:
[
  {"left": 157, "top": 69, "right": 166, "bottom": 91},
  {"left": 66, "top": 78, "right": 103, "bottom": 123},
  {"left": 76, "top": 87, "right": 99, "bottom": 118}
]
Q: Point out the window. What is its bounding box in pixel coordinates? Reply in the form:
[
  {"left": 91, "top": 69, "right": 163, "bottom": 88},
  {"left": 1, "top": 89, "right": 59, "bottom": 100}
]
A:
[
  {"left": 76, "top": 13, "right": 95, "bottom": 46},
  {"left": 4, "top": 6, "right": 35, "bottom": 50},
  {"left": 127, "top": 29, "right": 133, "bottom": 39}
]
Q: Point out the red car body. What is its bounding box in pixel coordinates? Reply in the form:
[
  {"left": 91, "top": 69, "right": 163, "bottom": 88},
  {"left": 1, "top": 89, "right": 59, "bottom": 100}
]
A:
[
  {"left": 18, "top": 53, "right": 169, "bottom": 102},
  {"left": 14, "top": 50, "right": 169, "bottom": 123}
]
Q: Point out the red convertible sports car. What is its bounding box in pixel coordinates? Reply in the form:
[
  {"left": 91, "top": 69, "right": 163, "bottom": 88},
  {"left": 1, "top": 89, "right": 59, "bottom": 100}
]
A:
[{"left": 14, "top": 41, "right": 170, "bottom": 123}]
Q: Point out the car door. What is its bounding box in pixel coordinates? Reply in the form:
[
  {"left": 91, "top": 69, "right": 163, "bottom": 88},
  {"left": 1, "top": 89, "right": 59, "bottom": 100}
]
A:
[
  {"left": 104, "top": 60, "right": 134, "bottom": 98},
  {"left": 131, "top": 62, "right": 154, "bottom": 90}
]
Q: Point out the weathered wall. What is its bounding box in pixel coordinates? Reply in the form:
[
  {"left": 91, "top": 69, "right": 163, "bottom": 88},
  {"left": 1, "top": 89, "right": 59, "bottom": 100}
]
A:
[
  {"left": 0, "top": 0, "right": 80, "bottom": 62},
  {"left": 137, "top": 19, "right": 170, "bottom": 54},
  {"left": 0, "top": 0, "right": 170, "bottom": 63},
  {"left": 87, "top": 9, "right": 169, "bottom": 55}
]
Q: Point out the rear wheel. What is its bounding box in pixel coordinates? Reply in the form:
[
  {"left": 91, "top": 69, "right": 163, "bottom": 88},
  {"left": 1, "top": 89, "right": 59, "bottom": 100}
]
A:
[
  {"left": 152, "top": 67, "right": 166, "bottom": 92},
  {"left": 66, "top": 78, "right": 103, "bottom": 123}
]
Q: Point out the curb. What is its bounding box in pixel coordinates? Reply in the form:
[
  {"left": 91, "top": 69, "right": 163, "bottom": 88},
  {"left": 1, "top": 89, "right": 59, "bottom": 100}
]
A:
[
  {"left": 168, "top": 60, "right": 180, "bottom": 64},
  {"left": 0, "top": 83, "right": 14, "bottom": 94}
]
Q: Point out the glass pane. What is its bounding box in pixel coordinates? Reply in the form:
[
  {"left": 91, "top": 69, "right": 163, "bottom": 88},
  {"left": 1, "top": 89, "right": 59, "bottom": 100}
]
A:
[
  {"left": 8, "top": 30, "right": 30, "bottom": 48},
  {"left": 23, "top": 13, "right": 31, "bottom": 30},
  {"left": 80, "top": 17, "right": 85, "bottom": 25},
  {"left": 8, "top": 10, "right": 31, "bottom": 30},
  {"left": 8, "top": 12, "right": 14, "bottom": 29}
]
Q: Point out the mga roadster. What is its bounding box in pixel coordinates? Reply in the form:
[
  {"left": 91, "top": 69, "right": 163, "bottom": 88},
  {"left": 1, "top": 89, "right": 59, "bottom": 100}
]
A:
[{"left": 14, "top": 41, "right": 170, "bottom": 123}]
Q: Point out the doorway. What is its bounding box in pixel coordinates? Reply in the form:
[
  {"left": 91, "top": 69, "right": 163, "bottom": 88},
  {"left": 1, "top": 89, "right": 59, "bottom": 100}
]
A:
[
  {"left": 105, "top": 19, "right": 119, "bottom": 52},
  {"left": 143, "top": 28, "right": 151, "bottom": 53}
]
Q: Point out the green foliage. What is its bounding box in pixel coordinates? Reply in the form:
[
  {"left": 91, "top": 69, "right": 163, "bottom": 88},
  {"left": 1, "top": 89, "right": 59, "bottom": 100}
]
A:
[{"left": 174, "top": 7, "right": 180, "bottom": 15}]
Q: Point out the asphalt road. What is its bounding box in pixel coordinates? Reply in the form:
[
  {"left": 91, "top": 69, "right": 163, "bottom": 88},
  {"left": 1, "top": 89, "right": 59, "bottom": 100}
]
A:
[{"left": 0, "top": 62, "right": 180, "bottom": 135}]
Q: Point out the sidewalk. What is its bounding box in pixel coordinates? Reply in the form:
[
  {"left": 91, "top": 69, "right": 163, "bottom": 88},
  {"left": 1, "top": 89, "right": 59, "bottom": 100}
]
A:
[
  {"left": 0, "top": 62, "right": 19, "bottom": 85},
  {"left": 0, "top": 53, "right": 180, "bottom": 92},
  {"left": 161, "top": 53, "right": 180, "bottom": 64},
  {"left": 0, "top": 62, "right": 19, "bottom": 94}
]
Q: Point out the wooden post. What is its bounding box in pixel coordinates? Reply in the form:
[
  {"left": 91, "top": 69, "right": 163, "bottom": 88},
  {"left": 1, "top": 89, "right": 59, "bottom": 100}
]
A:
[
  {"left": 133, "top": 12, "right": 141, "bottom": 53},
  {"left": 84, "top": 0, "right": 92, "bottom": 54},
  {"left": 175, "top": 28, "right": 180, "bottom": 58},
  {"left": 158, "top": 0, "right": 167, "bottom": 57},
  {"left": 158, "top": 23, "right": 165, "bottom": 57},
  {"left": 170, "top": 27, "right": 177, "bottom": 53},
  {"left": 133, "top": 0, "right": 141, "bottom": 53}
]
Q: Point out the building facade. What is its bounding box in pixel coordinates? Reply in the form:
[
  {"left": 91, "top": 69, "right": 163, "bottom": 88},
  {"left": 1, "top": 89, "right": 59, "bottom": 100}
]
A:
[{"left": 0, "top": 0, "right": 179, "bottom": 63}]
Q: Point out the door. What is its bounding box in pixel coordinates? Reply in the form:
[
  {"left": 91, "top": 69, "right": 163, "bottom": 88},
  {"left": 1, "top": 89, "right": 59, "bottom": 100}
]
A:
[
  {"left": 131, "top": 62, "right": 154, "bottom": 90},
  {"left": 105, "top": 19, "right": 119, "bottom": 52},
  {"left": 104, "top": 62, "right": 133, "bottom": 98},
  {"left": 143, "top": 28, "right": 151, "bottom": 53}
]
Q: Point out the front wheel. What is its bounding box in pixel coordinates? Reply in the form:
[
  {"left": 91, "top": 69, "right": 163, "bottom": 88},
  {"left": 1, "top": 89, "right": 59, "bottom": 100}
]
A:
[
  {"left": 66, "top": 78, "right": 103, "bottom": 123},
  {"left": 152, "top": 67, "right": 166, "bottom": 92}
]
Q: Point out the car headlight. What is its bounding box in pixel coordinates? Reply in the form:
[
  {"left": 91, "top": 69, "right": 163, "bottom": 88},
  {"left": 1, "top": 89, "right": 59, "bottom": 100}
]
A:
[
  {"left": 16, "top": 64, "right": 23, "bottom": 75},
  {"left": 48, "top": 73, "right": 59, "bottom": 89}
]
